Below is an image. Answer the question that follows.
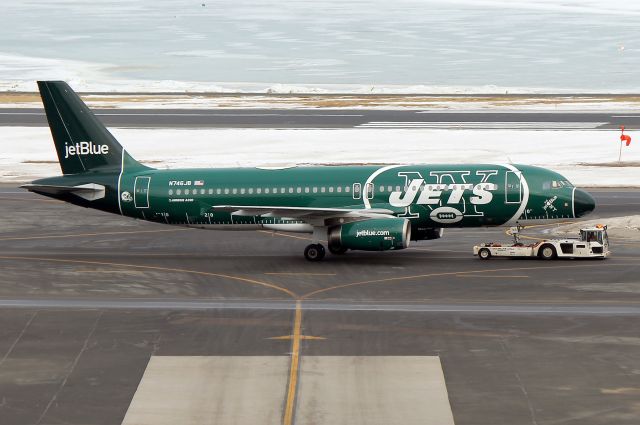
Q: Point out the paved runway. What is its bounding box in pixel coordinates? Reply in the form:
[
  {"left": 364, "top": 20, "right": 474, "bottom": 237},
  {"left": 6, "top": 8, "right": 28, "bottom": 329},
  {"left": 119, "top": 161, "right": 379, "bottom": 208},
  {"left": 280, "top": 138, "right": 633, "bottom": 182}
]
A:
[
  {"left": 1, "top": 187, "right": 640, "bottom": 424},
  {"left": 2, "top": 108, "right": 640, "bottom": 129}
]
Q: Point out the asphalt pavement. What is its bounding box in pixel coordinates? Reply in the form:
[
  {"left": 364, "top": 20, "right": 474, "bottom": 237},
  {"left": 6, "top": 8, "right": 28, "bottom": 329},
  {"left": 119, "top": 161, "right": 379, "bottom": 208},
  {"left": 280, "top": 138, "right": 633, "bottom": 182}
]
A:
[
  {"left": 1, "top": 187, "right": 640, "bottom": 424},
  {"left": 2, "top": 108, "right": 640, "bottom": 129}
]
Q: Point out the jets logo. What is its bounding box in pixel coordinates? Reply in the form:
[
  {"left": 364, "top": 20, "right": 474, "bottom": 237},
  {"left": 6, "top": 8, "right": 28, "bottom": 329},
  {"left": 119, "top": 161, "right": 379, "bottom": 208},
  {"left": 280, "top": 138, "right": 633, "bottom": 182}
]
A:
[
  {"left": 387, "top": 170, "right": 499, "bottom": 224},
  {"left": 64, "top": 141, "right": 109, "bottom": 159},
  {"left": 121, "top": 191, "right": 133, "bottom": 202}
]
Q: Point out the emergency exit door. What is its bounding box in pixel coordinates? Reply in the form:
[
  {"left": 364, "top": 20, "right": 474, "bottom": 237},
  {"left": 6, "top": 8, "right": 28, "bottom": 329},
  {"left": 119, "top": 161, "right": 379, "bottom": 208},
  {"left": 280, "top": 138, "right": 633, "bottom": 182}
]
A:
[
  {"left": 505, "top": 171, "right": 522, "bottom": 204},
  {"left": 134, "top": 176, "right": 151, "bottom": 208}
]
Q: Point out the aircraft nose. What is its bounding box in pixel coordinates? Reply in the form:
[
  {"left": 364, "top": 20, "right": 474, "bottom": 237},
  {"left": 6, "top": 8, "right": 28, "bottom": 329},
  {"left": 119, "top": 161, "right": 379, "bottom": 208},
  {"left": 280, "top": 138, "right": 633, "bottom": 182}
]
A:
[{"left": 573, "top": 189, "right": 595, "bottom": 218}]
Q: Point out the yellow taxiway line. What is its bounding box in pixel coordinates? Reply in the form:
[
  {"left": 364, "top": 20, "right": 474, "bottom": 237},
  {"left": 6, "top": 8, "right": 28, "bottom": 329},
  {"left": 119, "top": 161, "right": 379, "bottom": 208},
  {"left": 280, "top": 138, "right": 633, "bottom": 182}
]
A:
[{"left": 283, "top": 300, "right": 303, "bottom": 425}]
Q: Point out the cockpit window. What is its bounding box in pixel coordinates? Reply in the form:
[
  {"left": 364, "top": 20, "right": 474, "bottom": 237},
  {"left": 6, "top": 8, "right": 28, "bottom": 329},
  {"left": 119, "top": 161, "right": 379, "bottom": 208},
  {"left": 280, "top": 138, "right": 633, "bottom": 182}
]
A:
[{"left": 543, "top": 180, "right": 574, "bottom": 190}]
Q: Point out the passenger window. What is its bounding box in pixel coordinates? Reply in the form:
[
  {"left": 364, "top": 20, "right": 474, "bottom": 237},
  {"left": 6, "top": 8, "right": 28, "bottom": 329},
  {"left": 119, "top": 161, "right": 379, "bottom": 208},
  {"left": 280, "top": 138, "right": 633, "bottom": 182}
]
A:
[
  {"left": 297, "top": 187, "right": 302, "bottom": 193},
  {"left": 379, "top": 185, "right": 384, "bottom": 192},
  {"left": 321, "top": 187, "right": 326, "bottom": 193},
  {"left": 337, "top": 186, "right": 342, "bottom": 193},
  {"left": 216, "top": 189, "right": 221, "bottom": 195},
  {"left": 201, "top": 189, "right": 205, "bottom": 195},
  {"left": 248, "top": 188, "right": 254, "bottom": 194},
  {"left": 289, "top": 187, "right": 294, "bottom": 194},
  {"left": 208, "top": 189, "right": 213, "bottom": 194},
  {"left": 185, "top": 189, "right": 190, "bottom": 195},
  {"left": 329, "top": 187, "right": 334, "bottom": 193},
  {"left": 345, "top": 186, "right": 350, "bottom": 193},
  {"left": 232, "top": 188, "right": 237, "bottom": 194},
  {"left": 305, "top": 187, "right": 310, "bottom": 193},
  {"left": 265, "top": 188, "right": 270, "bottom": 194},
  {"left": 224, "top": 188, "right": 229, "bottom": 194},
  {"left": 240, "top": 188, "right": 245, "bottom": 194},
  {"left": 168, "top": 189, "right": 174, "bottom": 195},
  {"left": 257, "top": 188, "right": 261, "bottom": 194},
  {"left": 177, "top": 189, "right": 182, "bottom": 195},
  {"left": 313, "top": 187, "right": 318, "bottom": 193}
]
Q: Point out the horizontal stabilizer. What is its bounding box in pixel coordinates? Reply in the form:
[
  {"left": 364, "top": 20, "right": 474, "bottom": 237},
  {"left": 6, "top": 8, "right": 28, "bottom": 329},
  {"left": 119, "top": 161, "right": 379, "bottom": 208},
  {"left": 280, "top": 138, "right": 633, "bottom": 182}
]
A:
[{"left": 21, "top": 183, "right": 106, "bottom": 201}]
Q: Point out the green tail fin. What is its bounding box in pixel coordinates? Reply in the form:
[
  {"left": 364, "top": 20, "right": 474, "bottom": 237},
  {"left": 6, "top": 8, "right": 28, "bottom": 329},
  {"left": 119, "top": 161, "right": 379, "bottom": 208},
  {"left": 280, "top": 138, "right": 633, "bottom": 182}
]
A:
[{"left": 37, "top": 81, "right": 149, "bottom": 175}]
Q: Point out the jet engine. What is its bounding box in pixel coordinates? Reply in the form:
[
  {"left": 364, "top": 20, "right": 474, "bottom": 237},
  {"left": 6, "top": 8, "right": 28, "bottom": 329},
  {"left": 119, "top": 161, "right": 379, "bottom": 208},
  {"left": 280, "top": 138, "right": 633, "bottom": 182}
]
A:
[{"left": 328, "top": 218, "right": 411, "bottom": 253}]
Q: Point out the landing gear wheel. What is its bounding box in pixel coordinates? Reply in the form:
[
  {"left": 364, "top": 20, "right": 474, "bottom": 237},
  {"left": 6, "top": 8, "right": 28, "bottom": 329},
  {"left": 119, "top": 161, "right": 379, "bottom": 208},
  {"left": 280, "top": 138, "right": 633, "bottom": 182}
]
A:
[
  {"left": 478, "top": 248, "right": 491, "bottom": 260},
  {"left": 304, "top": 244, "right": 326, "bottom": 261},
  {"left": 539, "top": 245, "right": 557, "bottom": 260},
  {"left": 328, "top": 244, "right": 348, "bottom": 255}
]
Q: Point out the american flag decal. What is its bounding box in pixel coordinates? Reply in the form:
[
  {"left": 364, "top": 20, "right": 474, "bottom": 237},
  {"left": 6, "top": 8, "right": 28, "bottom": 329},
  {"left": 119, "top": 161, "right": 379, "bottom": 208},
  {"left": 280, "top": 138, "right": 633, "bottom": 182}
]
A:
[{"left": 194, "top": 180, "right": 204, "bottom": 186}]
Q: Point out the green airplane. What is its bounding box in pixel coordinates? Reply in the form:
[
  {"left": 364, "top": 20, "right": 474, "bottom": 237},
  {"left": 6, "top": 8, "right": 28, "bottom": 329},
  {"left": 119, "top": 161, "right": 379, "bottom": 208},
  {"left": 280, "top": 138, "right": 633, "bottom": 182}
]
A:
[{"left": 23, "top": 81, "right": 595, "bottom": 261}]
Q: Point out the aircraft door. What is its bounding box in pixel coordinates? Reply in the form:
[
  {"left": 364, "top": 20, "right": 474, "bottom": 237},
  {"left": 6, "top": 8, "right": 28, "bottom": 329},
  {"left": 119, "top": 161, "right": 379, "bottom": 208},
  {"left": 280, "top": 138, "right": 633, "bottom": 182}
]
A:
[
  {"left": 505, "top": 171, "right": 522, "bottom": 204},
  {"left": 134, "top": 176, "right": 151, "bottom": 208}
]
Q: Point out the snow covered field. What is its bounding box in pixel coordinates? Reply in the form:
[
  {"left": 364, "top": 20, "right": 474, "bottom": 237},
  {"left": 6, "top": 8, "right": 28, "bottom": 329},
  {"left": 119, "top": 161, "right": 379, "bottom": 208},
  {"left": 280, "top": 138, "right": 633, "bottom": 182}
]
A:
[
  {"left": 2, "top": 127, "right": 638, "bottom": 186},
  {"left": 3, "top": 92, "right": 640, "bottom": 112}
]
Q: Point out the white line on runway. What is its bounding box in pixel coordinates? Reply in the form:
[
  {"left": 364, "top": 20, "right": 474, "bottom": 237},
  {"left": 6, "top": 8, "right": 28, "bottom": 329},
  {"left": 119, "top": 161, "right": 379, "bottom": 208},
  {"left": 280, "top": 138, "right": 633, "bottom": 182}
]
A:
[
  {"left": 0, "top": 112, "right": 364, "bottom": 117},
  {"left": 2, "top": 298, "right": 639, "bottom": 315},
  {"left": 357, "top": 121, "right": 606, "bottom": 129}
]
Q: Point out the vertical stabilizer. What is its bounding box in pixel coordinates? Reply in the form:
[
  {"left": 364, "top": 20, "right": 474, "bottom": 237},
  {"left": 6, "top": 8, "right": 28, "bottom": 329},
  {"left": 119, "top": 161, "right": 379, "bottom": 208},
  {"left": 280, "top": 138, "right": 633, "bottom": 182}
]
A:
[{"left": 37, "top": 81, "right": 148, "bottom": 175}]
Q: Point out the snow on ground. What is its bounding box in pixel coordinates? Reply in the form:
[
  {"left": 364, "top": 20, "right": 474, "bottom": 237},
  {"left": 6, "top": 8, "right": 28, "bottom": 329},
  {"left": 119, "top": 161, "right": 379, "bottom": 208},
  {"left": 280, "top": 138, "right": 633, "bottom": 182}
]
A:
[
  {"left": 1, "top": 127, "right": 639, "bottom": 186},
  {"left": 3, "top": 93, "right": 640, "bottom": 111}
]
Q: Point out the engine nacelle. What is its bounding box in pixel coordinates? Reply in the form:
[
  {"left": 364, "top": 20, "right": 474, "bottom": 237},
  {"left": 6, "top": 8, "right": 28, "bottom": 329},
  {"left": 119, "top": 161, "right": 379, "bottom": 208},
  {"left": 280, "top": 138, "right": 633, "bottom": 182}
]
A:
[
  {"left": 328, "top": 218, "right": 411, "bottom": 252},
  {"left": 411, "top": 226, "right": 444, "bottom": 241}
]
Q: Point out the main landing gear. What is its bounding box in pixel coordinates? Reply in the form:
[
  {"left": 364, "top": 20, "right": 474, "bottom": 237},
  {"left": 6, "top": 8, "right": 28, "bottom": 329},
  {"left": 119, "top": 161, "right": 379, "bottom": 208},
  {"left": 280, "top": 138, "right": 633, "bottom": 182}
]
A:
[{"left": 304, "top": 243, "right": 326, "bottom": 261}]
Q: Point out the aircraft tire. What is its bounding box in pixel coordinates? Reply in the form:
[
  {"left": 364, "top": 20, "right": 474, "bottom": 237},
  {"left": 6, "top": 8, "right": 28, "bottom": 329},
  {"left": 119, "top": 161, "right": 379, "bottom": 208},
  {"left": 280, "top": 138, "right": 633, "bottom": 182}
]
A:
[
  {"left": 539, "top": 244, "right": 557, "bottom": 260},
  {"left": 304, "top": 244, "right": 326, "bottom": 261},
  {"left": 478, "top": 248, "right": 491, "bottom": 260},
  {"left": 329, "top": 244, "right": 348, "bottom": 255}
]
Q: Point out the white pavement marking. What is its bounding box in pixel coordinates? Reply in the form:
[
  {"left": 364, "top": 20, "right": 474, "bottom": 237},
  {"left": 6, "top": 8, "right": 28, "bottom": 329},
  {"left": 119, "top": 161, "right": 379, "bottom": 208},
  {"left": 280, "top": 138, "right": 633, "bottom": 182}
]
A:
[
  {"left": 121, "top": 356, "right": 289, "bottom": 425},
  {"left": 357, "top": 121, "right": 606, "bottom": 129},
  {"left": 296, "top": 356, "right": 455, "bottom": 425}
]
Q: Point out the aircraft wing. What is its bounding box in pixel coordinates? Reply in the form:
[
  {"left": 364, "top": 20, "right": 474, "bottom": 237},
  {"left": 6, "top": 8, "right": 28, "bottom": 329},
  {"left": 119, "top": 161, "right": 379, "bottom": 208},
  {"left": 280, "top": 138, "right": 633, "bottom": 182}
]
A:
[
  {"left": 21, "top": 183, "right": 106, "bottom": 201},
  {"left": 212, "top": 205, "right": 396, "bottom": 224}
]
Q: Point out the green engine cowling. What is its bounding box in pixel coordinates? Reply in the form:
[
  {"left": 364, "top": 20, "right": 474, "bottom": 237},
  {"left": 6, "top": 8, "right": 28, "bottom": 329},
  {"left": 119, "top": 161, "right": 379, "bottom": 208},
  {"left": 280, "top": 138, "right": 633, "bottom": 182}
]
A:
[{"left": 328, "top": 218, "right": 411, "bottom": 252}]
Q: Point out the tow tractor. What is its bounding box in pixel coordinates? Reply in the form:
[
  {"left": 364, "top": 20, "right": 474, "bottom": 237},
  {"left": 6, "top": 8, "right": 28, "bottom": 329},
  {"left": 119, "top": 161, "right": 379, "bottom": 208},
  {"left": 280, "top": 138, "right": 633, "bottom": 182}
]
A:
[{"left": 474, "top": 224, "right": 610, "bottom": 260}]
